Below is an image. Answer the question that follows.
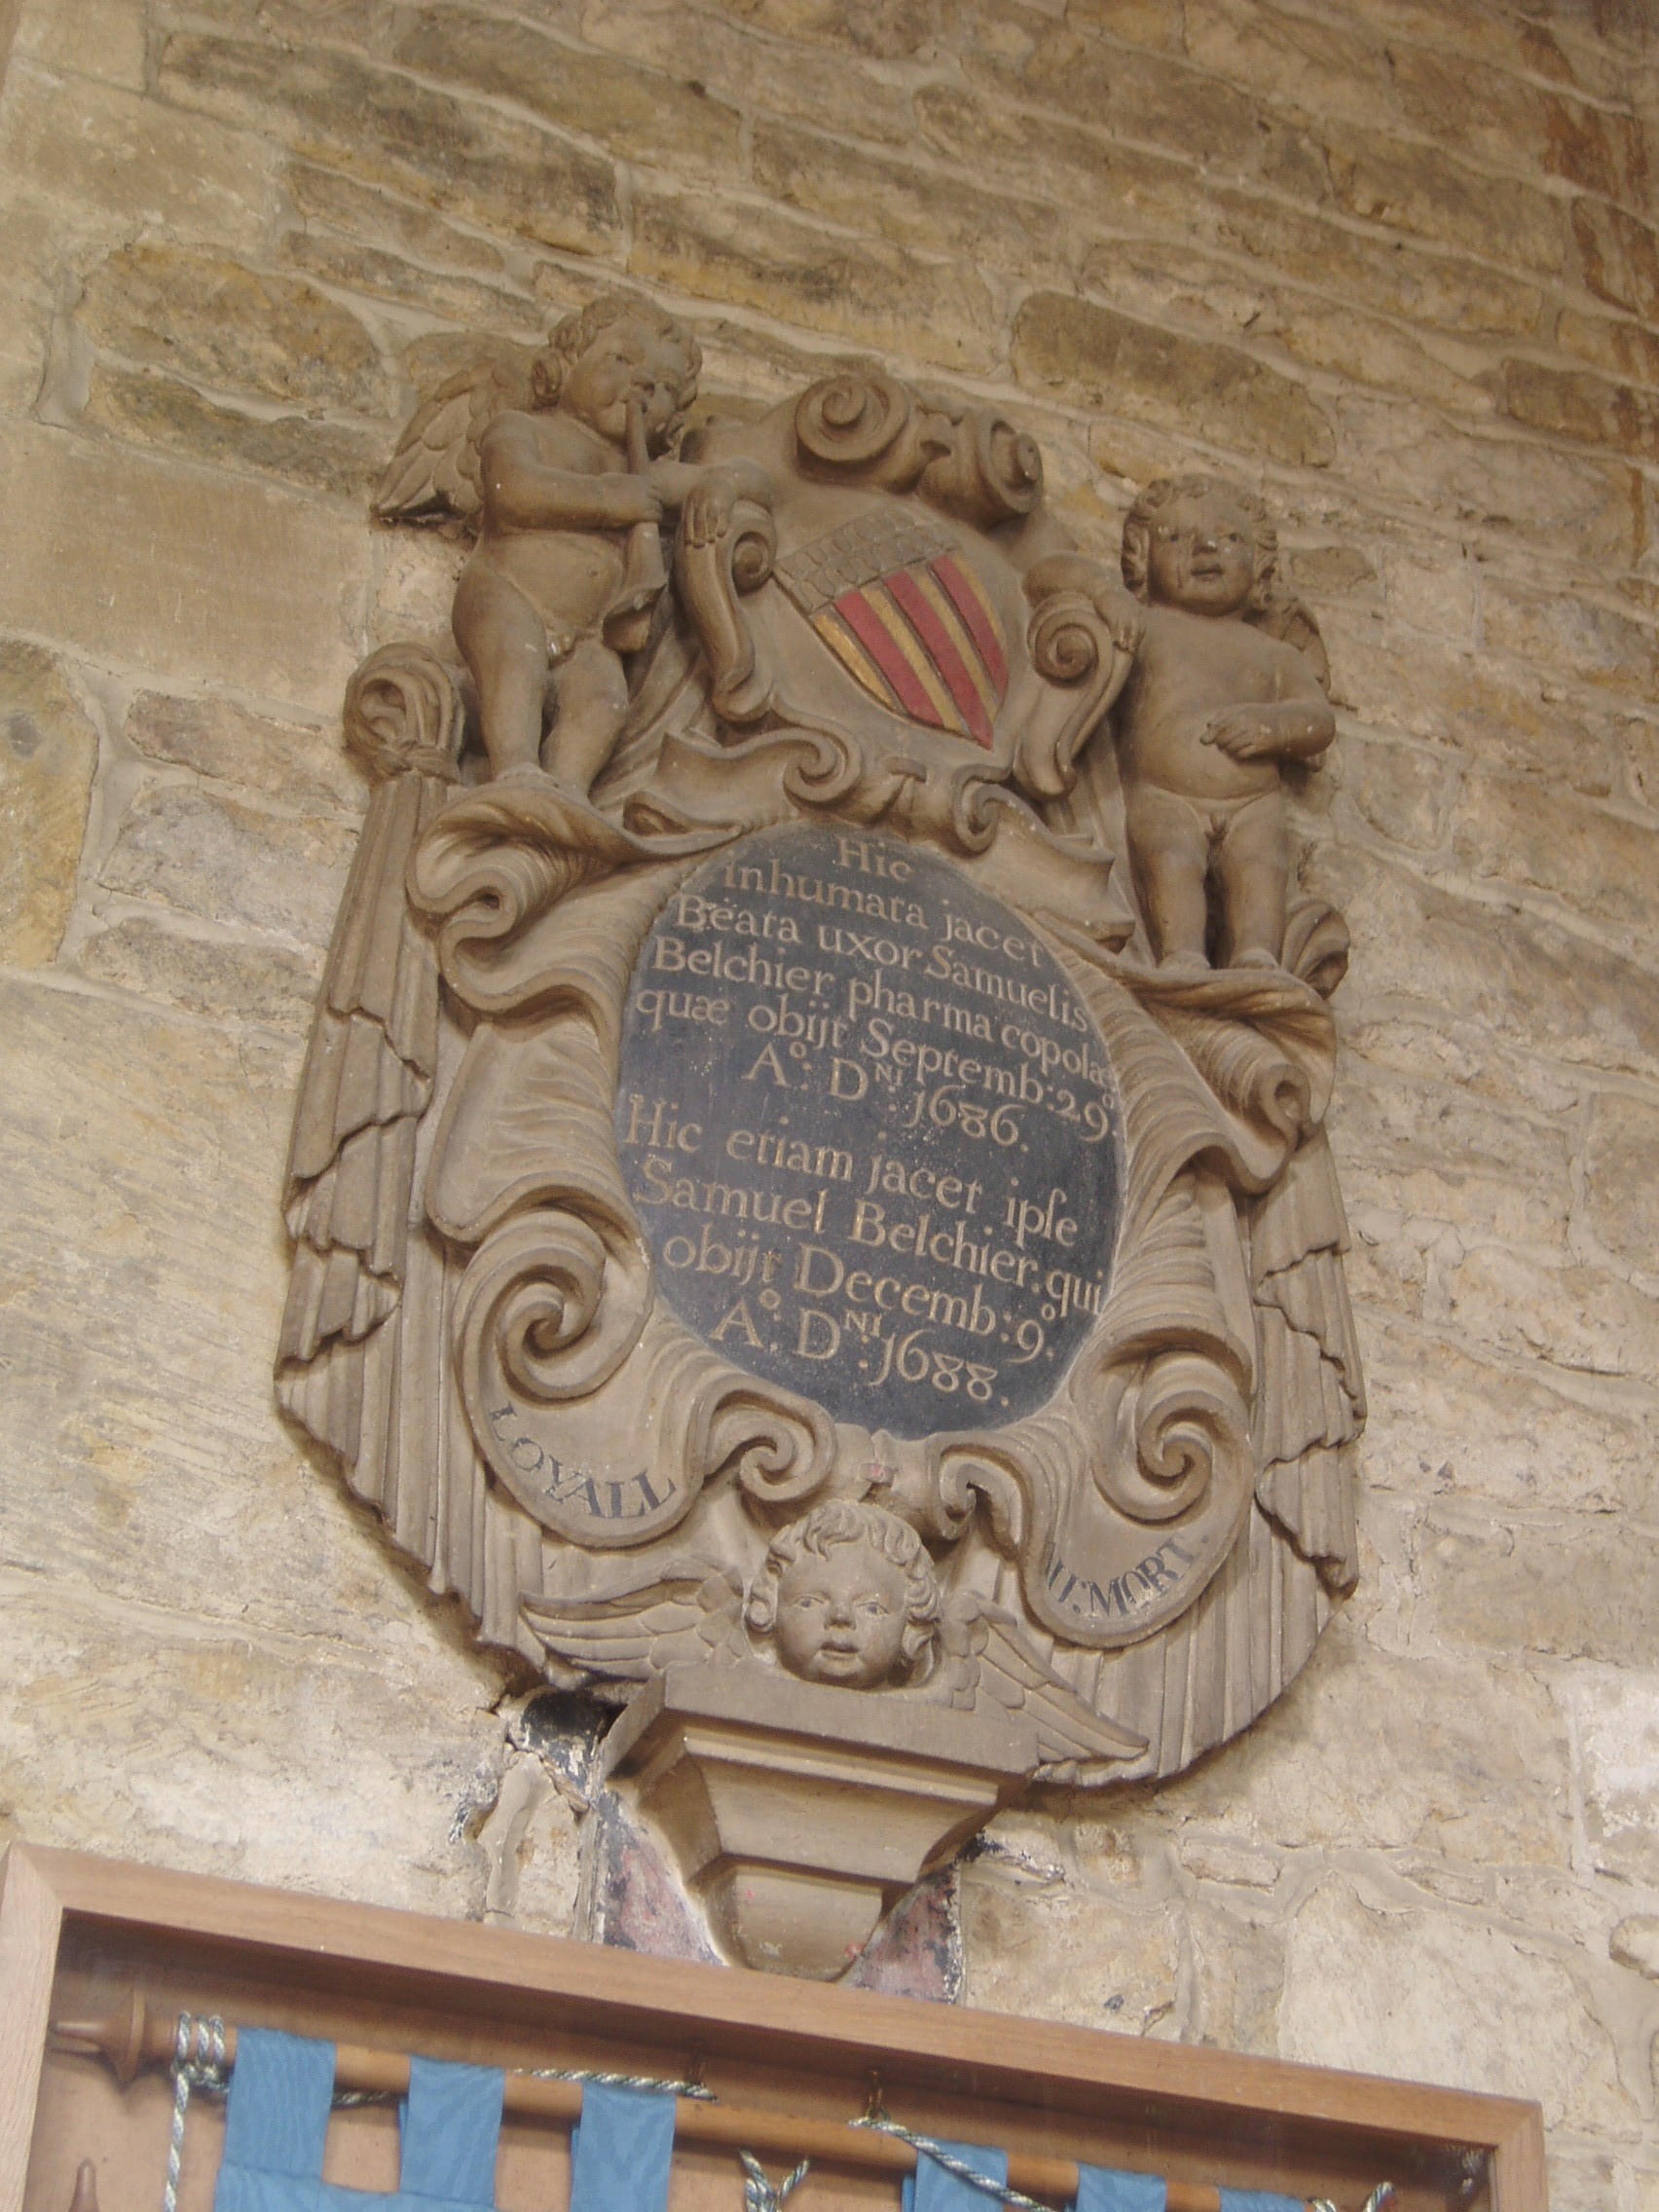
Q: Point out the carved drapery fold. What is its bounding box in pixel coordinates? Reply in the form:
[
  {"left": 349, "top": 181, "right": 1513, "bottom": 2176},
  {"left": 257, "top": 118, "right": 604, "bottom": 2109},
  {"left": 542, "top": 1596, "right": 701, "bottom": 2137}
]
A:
[{"left": 276, "top": 645, "right": 462, "bottom": 1464}]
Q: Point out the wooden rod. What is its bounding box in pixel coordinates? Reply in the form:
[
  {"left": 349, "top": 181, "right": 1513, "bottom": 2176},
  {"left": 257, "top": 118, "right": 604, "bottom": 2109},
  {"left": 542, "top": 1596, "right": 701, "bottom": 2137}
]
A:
[{"left": 50, "top": 1991, "right": 1303, "bottom": 2212}]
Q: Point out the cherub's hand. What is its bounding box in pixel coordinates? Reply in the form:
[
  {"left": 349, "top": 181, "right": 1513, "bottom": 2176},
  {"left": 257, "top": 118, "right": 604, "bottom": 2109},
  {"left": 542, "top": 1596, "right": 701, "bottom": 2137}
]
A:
[
  {"left": 681, "top": 477, "right": 737, "bottom": 551},
  {"left": 1022, "top": 556, "right": 1143, "bottom": 653},
  {"left": 1201, "top": 705, "right": 1282, "bottom": 759},
  {"left": 600, "top": 473, "right": 664, "bottom": 527},
  {"left": 1095, "top": 583, "right": 1145, "bottom": 655}
]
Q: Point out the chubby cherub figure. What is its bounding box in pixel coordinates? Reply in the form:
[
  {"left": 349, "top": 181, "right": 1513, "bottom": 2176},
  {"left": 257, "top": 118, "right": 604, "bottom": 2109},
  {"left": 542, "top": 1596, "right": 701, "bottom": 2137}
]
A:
[
  {"left": 745, "top": 1501, "right": 940, "bottom": 1691},
  {"left": 1114, "top": 474, "right": 1335, "bottom": 970},
  {"left": 452, "top": 296, "right": 704, "bottom": 793}
]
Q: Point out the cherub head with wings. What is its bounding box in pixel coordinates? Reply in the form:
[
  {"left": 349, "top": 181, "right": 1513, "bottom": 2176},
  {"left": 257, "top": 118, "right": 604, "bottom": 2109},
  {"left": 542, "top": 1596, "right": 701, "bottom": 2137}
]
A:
[
  {"left": 519, "top": 1506, "right": 1147, "bottom": 1775},
  {"left": 745, "top": 1501, "right": 941, "bottom": 1692}
]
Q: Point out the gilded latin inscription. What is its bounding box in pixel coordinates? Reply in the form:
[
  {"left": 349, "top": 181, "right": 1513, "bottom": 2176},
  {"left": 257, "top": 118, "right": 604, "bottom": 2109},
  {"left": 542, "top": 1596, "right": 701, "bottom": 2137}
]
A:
[{"left": 616, "top": 823, "right": 1123, "bottom": 1433}]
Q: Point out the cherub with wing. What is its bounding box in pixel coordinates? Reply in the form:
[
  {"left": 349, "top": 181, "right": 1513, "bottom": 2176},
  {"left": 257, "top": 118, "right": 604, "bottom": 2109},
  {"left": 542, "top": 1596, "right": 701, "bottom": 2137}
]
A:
[
  {"left": 521, "top": 1560, "right": 751, "bottom": 1692},
  {"left": 1113, "top": 471, "right": 1335, "bottom": 972},
  {"left": 375, "top": 294, "right": 767, "bottom": 799},
  {"left": 522, "top": 1501, "right": 1144, "bottom": 1780}
]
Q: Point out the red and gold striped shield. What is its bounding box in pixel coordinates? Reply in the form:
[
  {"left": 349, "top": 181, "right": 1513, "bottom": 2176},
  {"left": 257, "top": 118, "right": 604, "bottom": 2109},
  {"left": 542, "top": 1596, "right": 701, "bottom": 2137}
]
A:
[{"left": 775, "top": 512, "right": 1009, "bottom": 749}]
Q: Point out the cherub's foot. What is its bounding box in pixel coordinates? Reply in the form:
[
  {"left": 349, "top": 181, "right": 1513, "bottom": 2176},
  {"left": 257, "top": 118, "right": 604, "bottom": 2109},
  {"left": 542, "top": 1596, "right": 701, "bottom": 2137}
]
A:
[
  {"left": 1230, "top": 946, "right": 1280, "bottom": 971},
  {"left": 489, "top": 760, "right": 555, "bottom": 786},
  {"left": 1155, "top": 949, "right": 1209, "bottom": 976}
]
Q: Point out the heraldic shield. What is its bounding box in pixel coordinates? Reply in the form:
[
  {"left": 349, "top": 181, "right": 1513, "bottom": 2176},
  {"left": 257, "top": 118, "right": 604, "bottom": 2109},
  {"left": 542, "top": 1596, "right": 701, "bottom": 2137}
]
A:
[
  {"left": 774, "top": 509, "right": 1009, "bottom": 747},
  {"left": 277, "top": 305, "right": 1364, "bottom": 1975}
]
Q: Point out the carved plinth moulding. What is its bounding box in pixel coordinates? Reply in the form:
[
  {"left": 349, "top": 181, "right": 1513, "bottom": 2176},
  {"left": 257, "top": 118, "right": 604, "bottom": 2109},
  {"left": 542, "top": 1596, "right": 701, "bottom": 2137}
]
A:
[{"left": 279, "top": 296, "right": 1364, "bottom": 1978}]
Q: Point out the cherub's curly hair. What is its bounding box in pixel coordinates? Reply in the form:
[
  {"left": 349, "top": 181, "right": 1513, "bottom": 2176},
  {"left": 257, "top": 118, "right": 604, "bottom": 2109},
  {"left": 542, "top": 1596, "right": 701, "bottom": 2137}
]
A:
[
  {"left": 531, "top": 295, "right": 702, "bottom": 451},
  {"left": 746, "top": 1501, "right": 941, "bottom": 1682},
  {"left": 1121, "top": 472, "right": 1277, "bottom": 610}
]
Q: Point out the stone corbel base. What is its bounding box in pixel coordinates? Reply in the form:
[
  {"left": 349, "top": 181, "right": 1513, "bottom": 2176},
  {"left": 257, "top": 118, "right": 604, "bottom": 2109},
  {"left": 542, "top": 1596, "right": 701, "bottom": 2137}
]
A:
[{"left": 602, "top": 1664, "right": 1035, "bottom": 1979}]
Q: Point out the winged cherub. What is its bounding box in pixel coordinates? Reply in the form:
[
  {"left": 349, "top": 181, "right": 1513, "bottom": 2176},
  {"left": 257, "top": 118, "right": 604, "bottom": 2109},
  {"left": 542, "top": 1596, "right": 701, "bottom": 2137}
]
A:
[
  {"left": 375, "top": 294, "right": 768, "bottom": 796},
  {"left": 1114, "top": 473, "right": 1335, "bottom": 971},
  {"left": 521, "top": 1501, "right": 1144, "bottom": 1781},
  {"left": 745, "top": 1499, "right": 940, "bottom": 1690}
]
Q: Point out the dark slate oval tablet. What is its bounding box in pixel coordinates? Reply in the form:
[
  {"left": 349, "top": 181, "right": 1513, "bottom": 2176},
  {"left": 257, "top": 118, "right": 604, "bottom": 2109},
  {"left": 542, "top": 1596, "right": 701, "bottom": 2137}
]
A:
[{"left": 616, "top": 822, "right": 1124, "bottom": 1438}]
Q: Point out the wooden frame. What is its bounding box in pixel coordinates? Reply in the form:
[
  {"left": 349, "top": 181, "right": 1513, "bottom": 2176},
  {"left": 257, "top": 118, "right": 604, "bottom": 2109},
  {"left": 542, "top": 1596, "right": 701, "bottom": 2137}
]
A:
[{"left": 1, "top": 1844, "right": 1545, "bottom": 2212}]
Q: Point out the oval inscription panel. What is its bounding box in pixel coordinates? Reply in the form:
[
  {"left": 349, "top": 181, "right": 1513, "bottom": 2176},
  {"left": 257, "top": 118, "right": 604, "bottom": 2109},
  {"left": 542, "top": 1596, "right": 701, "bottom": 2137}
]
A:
[{"left": 616, "top": 824, "right": 1124, "bottom": 1437}]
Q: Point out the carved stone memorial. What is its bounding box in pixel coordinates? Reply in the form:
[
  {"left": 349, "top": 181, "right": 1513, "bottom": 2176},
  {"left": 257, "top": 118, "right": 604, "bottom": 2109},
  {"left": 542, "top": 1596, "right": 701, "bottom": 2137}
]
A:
[{"left": 279, "top": 296, "right": 1364, "bottom": 1978}]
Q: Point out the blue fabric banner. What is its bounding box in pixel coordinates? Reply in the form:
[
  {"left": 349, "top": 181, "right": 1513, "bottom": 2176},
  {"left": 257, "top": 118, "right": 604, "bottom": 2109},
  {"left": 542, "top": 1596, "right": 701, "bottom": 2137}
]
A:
[
  {"left": 569, "top": 2082, "right": 679, "bottom": 2212},
  {"left": 1076, "top": 2167, "right": 1167, "bottom": 2212},
  {"left": 221, "top": 2035, "right": 338, "bottom": 2194},
  {"left": 1218, "top": 2193, "right": 1305, "bottom": 2212},
  {"left": 398, "top": 2058, "right": 504, "bottom": 2206},
  {"left": 214, "top": 2028, "right": 506, "bottom": 2212},
  {"left": 902, "top": 2137, "right": 1009, "bottom": 2212}
]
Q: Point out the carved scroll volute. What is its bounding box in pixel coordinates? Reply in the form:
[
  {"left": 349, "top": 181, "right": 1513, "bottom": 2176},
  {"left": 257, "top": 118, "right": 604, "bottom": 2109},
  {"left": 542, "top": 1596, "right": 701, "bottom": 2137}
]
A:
[
  {"left": 1099, "top": 1348, "right": 1253, "bottom": 1527},
  {"left": 673, "top": 486, "right": 778, "bottom": 725},
  {"left": 696, "top": 1382, "right": 837, "bottom": 1513},
  {"left": 458, "top": 1208, "right": 646, "bottom": 1403},
  {"left": 1018, "top": 555, "right": 1138, "bottom": 803},
  {"left": 795, "top": 374, "right": 1042, "bottom": 529},
  {"left": 455, "top": 1204, "right": 662, "bottom": 1535},
  {"left": 920, "top": 403, "right": 1045, "bottom": 527},
  {"left": 407, "top": 785, "right": 608, "bottom": 994},
  {"left": 793, "top": 370, "right": 915, "bottom": 474},
  {"left": 1283, "top": 898, "right": 1351, "bottom": 998},
  {"left": 343, "top": 642, "right": 465, "bottom": 786},
  {"left": 1011, "top": 1344, "right": 1254, "bottom": 1649}
]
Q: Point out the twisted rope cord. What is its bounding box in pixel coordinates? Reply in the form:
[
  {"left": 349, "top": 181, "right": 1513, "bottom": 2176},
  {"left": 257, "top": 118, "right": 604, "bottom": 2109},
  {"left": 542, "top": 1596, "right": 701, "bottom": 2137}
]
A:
[
  {"left": 852, "top": 2116, "right": 1054, "bottom": 2212},
  {"left": 854, "top": 2115, "right": 1396, "bottom": 2212},
  {"left": 163, "top": 2014, "right": 226, "bottom": 2212},
  {"left": 742, "top": 2151, "right": 813, "bottom": 2212},
  {"left": 529, "top": 2064, "right": 718, "bottom": 2098}
]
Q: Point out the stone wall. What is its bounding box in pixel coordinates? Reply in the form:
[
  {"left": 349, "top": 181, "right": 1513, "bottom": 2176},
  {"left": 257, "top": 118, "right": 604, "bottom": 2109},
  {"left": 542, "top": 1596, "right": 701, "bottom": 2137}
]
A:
[{"left": 2, "top": 0, "right": 1657, "bottom": 2200}]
